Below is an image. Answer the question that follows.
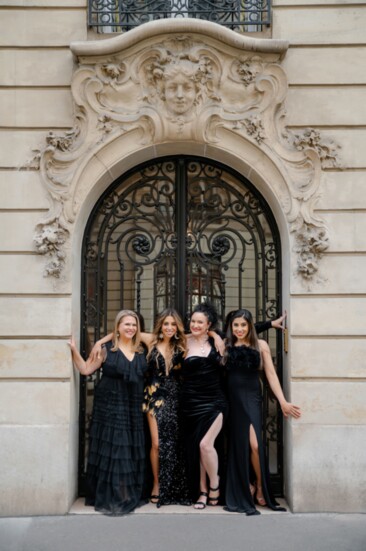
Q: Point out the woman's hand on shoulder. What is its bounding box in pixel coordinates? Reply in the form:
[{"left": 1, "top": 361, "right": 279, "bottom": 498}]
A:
[
  {"left": 89, "top": 332, "right": 114, "bottom": 361},
  {"left": 89, "top": 340, "right": 103, "bottom": 362},
  {"left": 209, "top": 331, "right": 225, "bottom": 356}
]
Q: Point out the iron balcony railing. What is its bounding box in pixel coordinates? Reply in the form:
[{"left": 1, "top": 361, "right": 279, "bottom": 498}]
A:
[{"left": 88, "top": 1, "right": 271, "bottom": 33}]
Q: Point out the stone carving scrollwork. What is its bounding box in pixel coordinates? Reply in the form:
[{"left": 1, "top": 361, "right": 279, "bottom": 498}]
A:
[
  {"left": 292, "top": 128, "right": 340, "bottom": 169},
  {"left": 34, "top": 221, "right": 69, "bottom": 278},
  {"left": 30, "top": 21, "right": 341, "bottom": 279},
  {"left": 294, "top": 224, "right": 329, "bottom": 280}
]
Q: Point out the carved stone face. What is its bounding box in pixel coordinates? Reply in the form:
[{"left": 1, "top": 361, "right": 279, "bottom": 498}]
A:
[{"left": 164, "top": 73, "right": 196, "bottom": 115}]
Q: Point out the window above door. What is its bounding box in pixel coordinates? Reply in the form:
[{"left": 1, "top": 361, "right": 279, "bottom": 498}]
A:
[{"left": 88, "top": 0, "right": 271, "bottom": 34}]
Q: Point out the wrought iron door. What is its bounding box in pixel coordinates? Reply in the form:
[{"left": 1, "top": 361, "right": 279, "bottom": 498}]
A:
[{"left": 80, "top": 156, "right": 283, "bottom": 494}]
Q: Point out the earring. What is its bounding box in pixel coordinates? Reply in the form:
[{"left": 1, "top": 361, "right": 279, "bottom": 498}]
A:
[
  {"left": 174, "top": 333, "right": 179, "bottom": 340},
  {"left": 117, "top": 331, "right": 120, "bottom": 337},
  {"left": 158, "top": 332, "right": 163, "bottom": 340}
]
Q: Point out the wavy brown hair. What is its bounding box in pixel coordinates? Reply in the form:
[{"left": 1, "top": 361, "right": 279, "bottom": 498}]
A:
[
  {"left": 111, "top": 310, "right": 142, "bottom": 353},
  {"left": 147, "top": 309, "right": 186, "bottom": 370}
]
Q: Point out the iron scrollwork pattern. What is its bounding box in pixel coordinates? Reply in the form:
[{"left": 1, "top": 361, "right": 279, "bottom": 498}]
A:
[
  {"left": 88, "top": 0, "right": 271, "bottom": 32},
  {"left": 80, "top": 156, "right": 282, "bottom": 495}
]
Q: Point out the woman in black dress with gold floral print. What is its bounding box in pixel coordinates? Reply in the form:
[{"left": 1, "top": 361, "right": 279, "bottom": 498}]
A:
[{"left": 143, "top": 308, "right": 191, "bottom": 507}]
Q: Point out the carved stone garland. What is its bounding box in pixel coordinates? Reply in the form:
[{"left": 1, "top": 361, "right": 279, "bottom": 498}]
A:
[{"left": 30, "top": 32, "right": 340, "bottom": 279}]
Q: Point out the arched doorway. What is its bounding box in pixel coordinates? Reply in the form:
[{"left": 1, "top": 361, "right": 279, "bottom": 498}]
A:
[{"left": 79, "top": 155, "right": 283, "bottom": 495}]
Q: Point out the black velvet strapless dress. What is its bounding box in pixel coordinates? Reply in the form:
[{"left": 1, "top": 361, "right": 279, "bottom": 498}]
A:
[
  {"left": 225, "top": 345, "right": 286, "bottom": 514},
  {"left": 181, "top": 344, "right": 228, "bottom": 500}
]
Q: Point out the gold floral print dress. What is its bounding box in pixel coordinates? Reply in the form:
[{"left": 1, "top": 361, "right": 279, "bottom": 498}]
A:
[{"left": 143, "top": 348, "right": 191, "bottom": 506}]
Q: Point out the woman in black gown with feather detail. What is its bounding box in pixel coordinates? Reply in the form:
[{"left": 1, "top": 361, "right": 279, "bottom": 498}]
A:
[{"left": 224, "top": 309, "right": 301, "bottom": 515}]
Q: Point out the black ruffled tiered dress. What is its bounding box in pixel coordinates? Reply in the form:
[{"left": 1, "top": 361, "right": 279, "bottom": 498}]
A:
[
  {"left": 181, "top": 342, "right": 228, "bottom": 501},
  {"left": 225, "top": 344, "right": 286, "bottom": 514},
  {"left": 85, "top": 342, "right": 147, "bottom": 515},
  {"left": 143, "top": 348, "right": 191, "bottom": 506}
]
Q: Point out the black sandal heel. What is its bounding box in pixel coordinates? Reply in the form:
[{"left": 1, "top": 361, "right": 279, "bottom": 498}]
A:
[
  {"left": 194, "top": 491, "right": 208, "bottom": 510},
  {"left": 208, "top": 484, "right": 220, "bottom": 506}
]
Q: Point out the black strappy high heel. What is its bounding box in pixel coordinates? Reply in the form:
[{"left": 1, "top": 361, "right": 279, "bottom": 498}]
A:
[{"left": 194, "top": 491, "right": 208, "bottom": 510}]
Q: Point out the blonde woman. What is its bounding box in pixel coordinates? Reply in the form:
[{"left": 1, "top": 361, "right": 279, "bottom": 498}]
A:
[{"left": 68, "top": 310, "right": 147, "bottom": 515}]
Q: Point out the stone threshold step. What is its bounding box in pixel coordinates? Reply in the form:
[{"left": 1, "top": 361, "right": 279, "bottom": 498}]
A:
[{"left": 69, "top": 497, "right": 289, "bottom": 515}]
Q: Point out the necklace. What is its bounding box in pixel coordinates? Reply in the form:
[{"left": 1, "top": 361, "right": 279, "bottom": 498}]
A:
[{"left": 195, "top": 337, "right": 208, "bottom": 355}]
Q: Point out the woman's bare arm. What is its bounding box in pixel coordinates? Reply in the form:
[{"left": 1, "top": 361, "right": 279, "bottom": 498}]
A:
[
  {"left": 68, "top": 337, "right": 104, "bottom": 376},
  {"left": 259, "top": 340, "right": 301, "bottom": 419}
]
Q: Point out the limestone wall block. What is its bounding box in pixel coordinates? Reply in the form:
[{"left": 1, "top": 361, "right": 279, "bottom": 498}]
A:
[
  {"left": 0, "top": 254, "right": 71, "bottom": 293},
  {"left": 321, "top": 212, "right": 366, "bottom": 252},
  {"left": 0, "top": 171, "right": 48, "bottom": 209},
  {"left": 290, "top": 297, "right": 366, "bottom": 336},
  {"left": 286, "top": 87, "right": 366, "bottom": 126},
  {"left": 0, "top": 212, "right": 46, "bottom": 251},
  {"left": 291, "top": 254, "right": 366, "bottom": 294},
  {"left": 283, "top": 46, "right": 366, "bottom": 85},
  {"left": 0, "top": 9, "right": 87, "bottom": 47},
  {"left": 0, "top": 130, "right": 47, "bottom": 167},
  {"left": 0, "top": 297, "right": 71, "bottom": 337},
  {"left": 0, "top": 339, "right": 72, "bottom": 378},
  {"left": 0, "top": 425, "right": 72, "bottom": 516},
  {"left": 291, "top": 424, "right": 366, "bottom": 512},
  {"left": 0, "top": 49, "right": 74, "bottom": 86},
  {"left": 291, "top": 381, "right": 366, "bottom": 425},
  {"left": 317, "top": 171, "right": 366, "bottom": 210},
  {"left": 273, "top": 6, "right": 366, "bottom": 44},
  {"left": 0, "top": 381, "right": 71, "bottom": 425},
  {"left": 0, "top": 89, "right": 74, "bottom": 127},
  {"left": 290, "top": 338, "right": 366, "bottom": 379}
]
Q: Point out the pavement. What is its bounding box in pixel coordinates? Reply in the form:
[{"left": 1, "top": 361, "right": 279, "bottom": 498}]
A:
[{"left": 1, "top": 502, "right": 365, "bottom": 551}]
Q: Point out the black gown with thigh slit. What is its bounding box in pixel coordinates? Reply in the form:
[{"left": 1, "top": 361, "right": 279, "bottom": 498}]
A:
[
  {"left": 225, "top": 344, "right": 286, "bottom": 514},
  {"left": 180, "top": 341, "right": 228, "bottom": 501},
  {"left": 85, "top": 342, "right": 147, "bottom": 515},
  {"left": 143, "top": 348, "right": 191, "bottom": 506}
]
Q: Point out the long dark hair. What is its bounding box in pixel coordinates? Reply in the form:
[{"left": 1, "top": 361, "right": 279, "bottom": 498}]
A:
[{"left": 225, "top": 309, "right": 261, "bottom": 364}]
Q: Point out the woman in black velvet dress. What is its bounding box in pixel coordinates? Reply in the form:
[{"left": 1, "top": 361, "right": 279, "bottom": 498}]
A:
[
  {"left": 68, "top": 310, "right": 147, "bottom": 515},
  {"left": 224, "top": 309, "right": 301, "bottom": 515},
  {"left": 181, "top": 303, "right": 228, "bottom": 509}
]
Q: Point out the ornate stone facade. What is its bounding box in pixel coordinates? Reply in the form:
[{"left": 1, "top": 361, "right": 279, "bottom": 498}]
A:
[{"left": 30, "top": 21, "right": 340, "bottom": 279}]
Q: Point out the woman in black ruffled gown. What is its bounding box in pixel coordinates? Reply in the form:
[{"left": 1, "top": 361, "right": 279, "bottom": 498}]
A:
[
  {"left": 143, "top": 309, "right": 191, "bottom": 507},
  {"left": 181, "top": 303, "right": 228, "bottom": 509},
  {"left": 224, "top": 309, "right": 301, "bottom": 515},
  {"left": 68, "top": 310, "right": 147, "bottom": 515}
]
